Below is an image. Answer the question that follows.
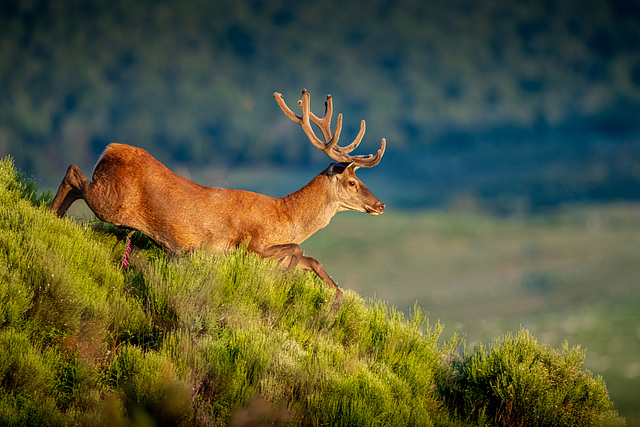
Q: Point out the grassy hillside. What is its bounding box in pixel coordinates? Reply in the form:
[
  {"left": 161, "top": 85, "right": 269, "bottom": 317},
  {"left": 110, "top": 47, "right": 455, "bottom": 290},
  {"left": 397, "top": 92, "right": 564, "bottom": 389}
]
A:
[{"left": 0, "top": 157, "right": 625, "bottom": 426}]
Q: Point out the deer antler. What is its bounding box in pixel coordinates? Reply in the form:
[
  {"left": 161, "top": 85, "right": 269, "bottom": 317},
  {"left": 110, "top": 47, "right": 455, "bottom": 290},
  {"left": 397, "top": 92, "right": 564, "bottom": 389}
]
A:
[{"left": 274, "top": 89, "right": 386, "bottom": 168}]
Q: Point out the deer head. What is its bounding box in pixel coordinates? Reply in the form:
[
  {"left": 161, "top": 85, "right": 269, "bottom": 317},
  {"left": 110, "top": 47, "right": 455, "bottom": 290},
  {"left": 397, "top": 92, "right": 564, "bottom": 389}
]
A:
[
  {"left": 323, "top": 162, "right": 385, "bottom": 215},
  {"left": 274, "top": 89, "right": 386, "bottom": 216}
]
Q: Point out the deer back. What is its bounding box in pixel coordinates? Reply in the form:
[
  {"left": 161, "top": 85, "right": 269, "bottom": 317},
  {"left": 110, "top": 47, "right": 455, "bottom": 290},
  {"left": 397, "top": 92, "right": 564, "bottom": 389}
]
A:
[{"left": 87, "top": 144, "right": 334, "bottom": 254}]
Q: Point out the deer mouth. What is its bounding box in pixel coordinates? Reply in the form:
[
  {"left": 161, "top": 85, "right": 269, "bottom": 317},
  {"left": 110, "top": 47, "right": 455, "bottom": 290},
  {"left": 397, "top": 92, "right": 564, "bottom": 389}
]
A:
[{"left": 366, "top": 202, "right": 385, "bottom": 216}]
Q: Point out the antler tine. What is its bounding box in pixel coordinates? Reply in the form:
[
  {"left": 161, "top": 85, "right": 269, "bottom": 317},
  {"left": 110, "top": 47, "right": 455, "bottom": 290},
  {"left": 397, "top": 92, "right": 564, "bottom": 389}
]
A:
[
  {"left": 339, "top": 119, "right": 366, "bottom": 154},
  {"left": 339, "top": 137, "right": 386, "bottom": 168},
  {"left": 273, "top": 90, "right": 386, "bottom": 167},
  {"left": 300, "top": 90, "right": 338, "bottom": 152},
  {"left": 360, "top": 137, "right": 386, "bottom": 168},
  {"left": 273, "top": 92, "right": 301, "bottom": 122},
  {"left": 300, "top": 94, "right": 334, "bottom": 143}
]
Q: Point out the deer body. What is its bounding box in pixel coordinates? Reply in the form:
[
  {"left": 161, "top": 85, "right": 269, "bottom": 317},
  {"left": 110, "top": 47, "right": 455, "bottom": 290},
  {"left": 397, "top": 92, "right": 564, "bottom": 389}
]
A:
[{"left": 50, "top": 90, "right": 386, "bottom": 298}]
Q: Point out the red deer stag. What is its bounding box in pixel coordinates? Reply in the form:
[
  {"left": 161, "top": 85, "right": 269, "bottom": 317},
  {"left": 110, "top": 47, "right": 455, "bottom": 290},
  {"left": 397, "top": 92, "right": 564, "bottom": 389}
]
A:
[{"left": 49, "top": 89, "right": 386, "bottom": 298}]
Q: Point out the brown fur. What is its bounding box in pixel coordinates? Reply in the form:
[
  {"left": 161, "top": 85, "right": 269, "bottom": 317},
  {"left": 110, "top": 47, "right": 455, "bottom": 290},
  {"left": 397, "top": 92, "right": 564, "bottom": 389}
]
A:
[{"left": 50, "top": 143, "right": 384, "bottom": 298}]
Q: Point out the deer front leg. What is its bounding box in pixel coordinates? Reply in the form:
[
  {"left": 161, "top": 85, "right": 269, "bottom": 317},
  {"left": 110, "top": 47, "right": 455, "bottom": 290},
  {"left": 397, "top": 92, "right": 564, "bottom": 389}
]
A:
[
  {"left": 49, "top": 164, "right": 90, "bottom": 217},
  {"left": 256, "top": 243, "right": 343, "bottom": 299}
]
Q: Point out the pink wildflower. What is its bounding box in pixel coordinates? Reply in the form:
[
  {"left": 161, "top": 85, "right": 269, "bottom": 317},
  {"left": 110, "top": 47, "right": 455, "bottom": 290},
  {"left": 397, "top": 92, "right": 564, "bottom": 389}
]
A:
[{"left": 122, "top": 231, "right": 134, "bottom": 269}]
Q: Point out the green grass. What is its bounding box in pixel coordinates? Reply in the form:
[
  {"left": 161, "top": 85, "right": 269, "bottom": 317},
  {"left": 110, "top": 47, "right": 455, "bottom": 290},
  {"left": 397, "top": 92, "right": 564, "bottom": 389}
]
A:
[{"left": 0, "top": 156, "right": 626, "bottom": 426}]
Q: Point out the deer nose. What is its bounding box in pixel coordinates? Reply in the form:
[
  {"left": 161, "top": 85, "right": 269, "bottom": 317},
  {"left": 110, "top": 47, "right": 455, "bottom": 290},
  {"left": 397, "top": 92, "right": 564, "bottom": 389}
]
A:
[{"left": 366, "top": 201, "right": 385, "bottom": 215}]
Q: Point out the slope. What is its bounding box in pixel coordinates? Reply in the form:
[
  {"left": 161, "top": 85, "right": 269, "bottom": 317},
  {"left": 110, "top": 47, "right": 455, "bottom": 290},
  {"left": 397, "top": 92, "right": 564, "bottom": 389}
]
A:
[{"left": 0, "top": 156, "right": 623, "bottom": 426}]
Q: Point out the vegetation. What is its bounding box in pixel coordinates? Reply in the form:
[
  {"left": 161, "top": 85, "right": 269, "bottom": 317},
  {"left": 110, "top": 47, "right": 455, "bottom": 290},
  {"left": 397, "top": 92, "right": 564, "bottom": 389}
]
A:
[
  {"left": 2, "top": 0, "right": 640, "bottom": 211},
  {"left": 0, "top": 159, "right": 626, "bottom": 424},
  {"left": 304, "top": 204, "right": 640, "bottom": 424},
  {"left": 437, "top": 331, "right": 621, "bottom": 426}
]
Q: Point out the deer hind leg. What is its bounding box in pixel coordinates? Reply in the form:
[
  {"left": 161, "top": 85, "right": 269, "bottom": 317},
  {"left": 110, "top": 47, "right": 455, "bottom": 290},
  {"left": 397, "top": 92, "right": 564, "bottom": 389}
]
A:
[
  {"left": 49, "top": 164, "right": 91, "bottom": 217},
  {"left": 257, "top": 243, "right": 343, "bottom": 299}
]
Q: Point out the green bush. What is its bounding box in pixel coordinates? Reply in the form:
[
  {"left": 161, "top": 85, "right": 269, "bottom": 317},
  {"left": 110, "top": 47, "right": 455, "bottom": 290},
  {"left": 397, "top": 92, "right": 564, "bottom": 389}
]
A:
[
  {"left": 0, "top": 328, "right": 64, "bottom": 426},
  {"left": 436, "top": 329, "right": 624, "bottom": 426},
  {"left": 102, "top": 345, "right": 193, "bottom": 425}
]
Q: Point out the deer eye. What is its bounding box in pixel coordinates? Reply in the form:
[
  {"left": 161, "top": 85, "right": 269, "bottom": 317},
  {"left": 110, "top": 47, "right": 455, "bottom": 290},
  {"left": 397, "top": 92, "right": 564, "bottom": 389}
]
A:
[{"left": 348, "top": 180, "right": 357, "bottom": 187}]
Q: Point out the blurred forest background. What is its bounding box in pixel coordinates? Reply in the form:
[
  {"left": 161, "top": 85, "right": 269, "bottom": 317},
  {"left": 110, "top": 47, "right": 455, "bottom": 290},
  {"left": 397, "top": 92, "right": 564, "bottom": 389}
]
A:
[
  {"left": 2, "top": 0, "right": 640, "bottom": 213},
  {"left": 2, "top": 0, "right": 640, "bottom": 422}
]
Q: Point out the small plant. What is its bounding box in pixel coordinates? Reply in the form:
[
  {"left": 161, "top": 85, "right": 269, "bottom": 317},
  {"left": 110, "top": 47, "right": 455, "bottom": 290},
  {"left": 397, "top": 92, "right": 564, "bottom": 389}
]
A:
[{"left": 436, "top": 329, "right": 624, "bottom": 426}]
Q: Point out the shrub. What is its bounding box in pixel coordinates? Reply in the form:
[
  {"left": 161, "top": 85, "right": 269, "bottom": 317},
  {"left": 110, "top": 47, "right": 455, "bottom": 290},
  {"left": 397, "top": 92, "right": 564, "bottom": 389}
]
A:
[
  {"left": 436, "top": 329, "right": 624, "bottom": 426},
  {"left": 102, "top": 345, "right": 193, "bottom": 425}
]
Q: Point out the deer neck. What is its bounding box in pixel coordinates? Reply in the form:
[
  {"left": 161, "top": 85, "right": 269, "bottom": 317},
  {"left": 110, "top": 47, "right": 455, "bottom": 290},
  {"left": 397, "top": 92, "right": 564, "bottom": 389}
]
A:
[{"left": 280, "top": 174, "right": 338, "bottom": 243}]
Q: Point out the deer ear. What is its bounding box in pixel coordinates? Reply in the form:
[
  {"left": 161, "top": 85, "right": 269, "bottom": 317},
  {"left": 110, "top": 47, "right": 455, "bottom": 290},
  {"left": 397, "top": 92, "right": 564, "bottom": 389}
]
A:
[{"left": 326, "top": 162, "right": 354, "bottom": 176}]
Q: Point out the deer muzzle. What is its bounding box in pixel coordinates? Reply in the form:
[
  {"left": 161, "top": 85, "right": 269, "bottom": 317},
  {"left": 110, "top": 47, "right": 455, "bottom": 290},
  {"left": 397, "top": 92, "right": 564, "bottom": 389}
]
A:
[{"left": 367, "top": 201, "right": 385, "bottom": 216}]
